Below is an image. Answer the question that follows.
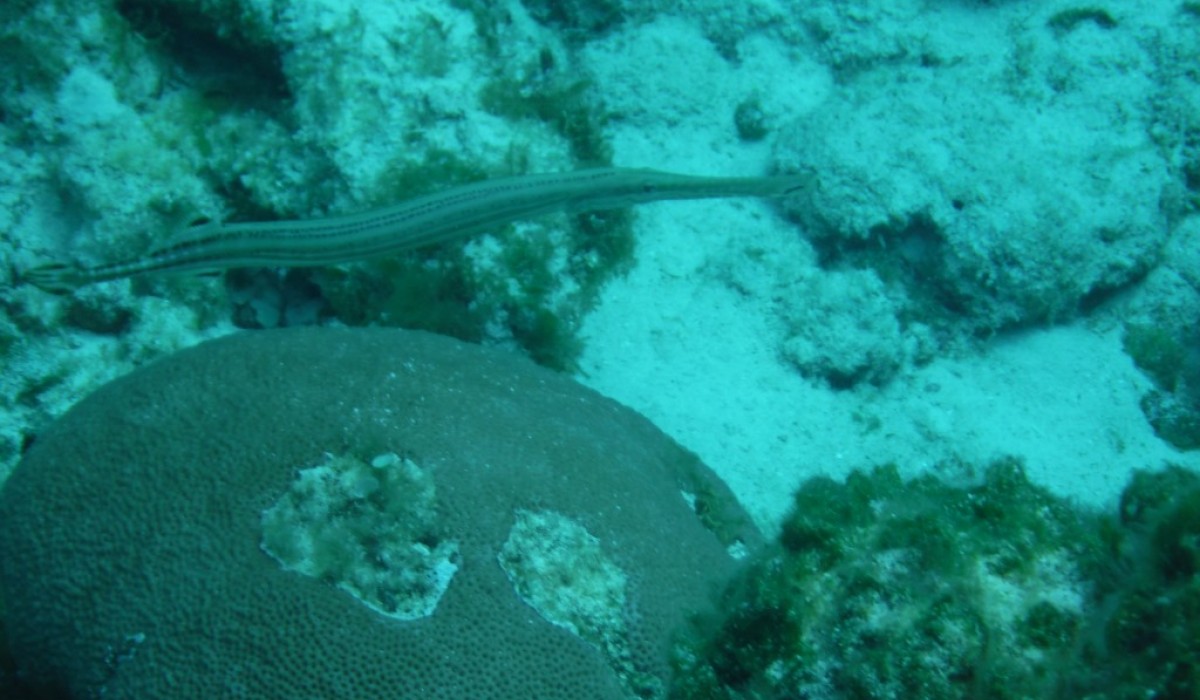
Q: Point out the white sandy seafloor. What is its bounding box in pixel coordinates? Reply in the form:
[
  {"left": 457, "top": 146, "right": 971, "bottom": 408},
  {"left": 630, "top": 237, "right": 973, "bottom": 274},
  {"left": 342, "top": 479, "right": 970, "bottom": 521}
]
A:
[
  {"left": 574, "top": 3, "right": 1200, "bottom": 531},
  {"left": 582, "top": 263, "right": 1177, "bottom": 531},
  {"left": 0, "top": 0, "right": 1197, "bottom": 540}
]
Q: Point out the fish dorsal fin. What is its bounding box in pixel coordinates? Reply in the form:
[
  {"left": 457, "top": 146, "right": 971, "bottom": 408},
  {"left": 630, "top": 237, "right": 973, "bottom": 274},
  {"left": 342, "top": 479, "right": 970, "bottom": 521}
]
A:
[{"left": 148, "top": 218, "right": 223, "bottom": 254}]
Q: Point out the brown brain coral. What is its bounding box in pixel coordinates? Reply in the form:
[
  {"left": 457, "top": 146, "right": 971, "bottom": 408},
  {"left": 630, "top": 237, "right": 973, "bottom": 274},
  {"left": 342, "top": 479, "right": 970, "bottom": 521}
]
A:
[{"left": 0, "top": 327, "right": 760, "bottom": 699}]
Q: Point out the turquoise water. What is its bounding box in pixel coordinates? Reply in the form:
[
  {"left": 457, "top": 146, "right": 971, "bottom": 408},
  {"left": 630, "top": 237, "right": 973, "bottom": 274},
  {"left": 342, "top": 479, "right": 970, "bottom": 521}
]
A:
[{"left": 0, "top": 1, "right": 1198, "bottom": 697}]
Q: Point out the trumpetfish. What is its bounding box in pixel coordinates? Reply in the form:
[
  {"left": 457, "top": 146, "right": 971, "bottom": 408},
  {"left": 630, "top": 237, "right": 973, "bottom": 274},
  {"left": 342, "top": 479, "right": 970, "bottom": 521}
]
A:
[{"left": 21, "top": 167, "right": 806, "bottom": 294}]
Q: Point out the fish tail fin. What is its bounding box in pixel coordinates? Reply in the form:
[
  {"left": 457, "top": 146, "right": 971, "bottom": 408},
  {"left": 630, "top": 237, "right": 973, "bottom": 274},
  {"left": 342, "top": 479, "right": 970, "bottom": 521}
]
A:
[{"left": 21, "top": 262, "right": 87, "bottom": 294}]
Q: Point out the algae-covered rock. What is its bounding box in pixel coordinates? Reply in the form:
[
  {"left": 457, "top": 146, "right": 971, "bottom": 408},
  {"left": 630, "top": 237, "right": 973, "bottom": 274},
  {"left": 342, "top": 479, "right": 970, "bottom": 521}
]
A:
[
  {"left": 672, "top": 460, "right": 1200, "bottom": 699},
  {"left": 673, "top": 459, "right": 1099, "bottom": 699}
]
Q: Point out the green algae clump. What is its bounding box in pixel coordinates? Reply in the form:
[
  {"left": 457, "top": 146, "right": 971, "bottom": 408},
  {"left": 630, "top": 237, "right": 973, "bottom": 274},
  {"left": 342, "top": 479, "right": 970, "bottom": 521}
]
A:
[{"left": 673, "top": 459, "right": 1200, "bottom": 699}]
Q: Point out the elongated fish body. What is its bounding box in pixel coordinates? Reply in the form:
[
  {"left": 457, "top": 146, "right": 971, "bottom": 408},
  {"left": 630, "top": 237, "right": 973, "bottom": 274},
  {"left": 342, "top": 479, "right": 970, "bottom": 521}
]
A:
[{"left": 22, "top": 167, "right": 806, "bottom": 294}]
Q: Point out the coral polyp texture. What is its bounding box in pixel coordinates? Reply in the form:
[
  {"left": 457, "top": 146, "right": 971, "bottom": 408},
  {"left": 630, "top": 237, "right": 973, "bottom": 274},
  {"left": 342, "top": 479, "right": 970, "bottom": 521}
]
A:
[{"left": 0, "top": 327, "right": 760, "bottom": 699}]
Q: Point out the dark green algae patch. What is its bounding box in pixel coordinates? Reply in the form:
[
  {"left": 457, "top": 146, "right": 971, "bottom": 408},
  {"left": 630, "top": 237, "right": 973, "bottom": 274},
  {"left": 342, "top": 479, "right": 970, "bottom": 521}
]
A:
[{"left": 671, "top": 459, "right": 1200, "bottom": 700}]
